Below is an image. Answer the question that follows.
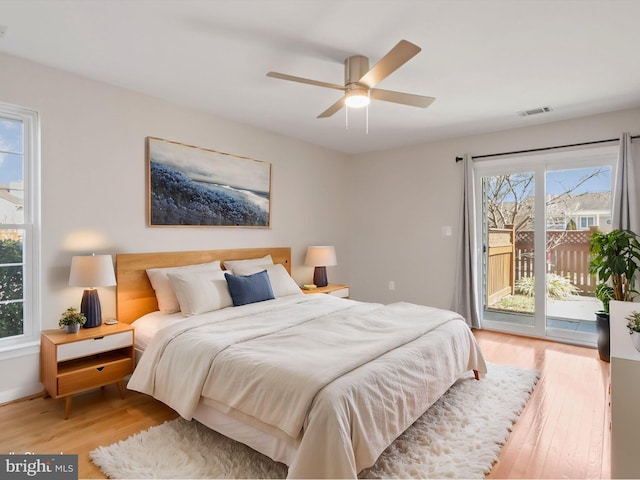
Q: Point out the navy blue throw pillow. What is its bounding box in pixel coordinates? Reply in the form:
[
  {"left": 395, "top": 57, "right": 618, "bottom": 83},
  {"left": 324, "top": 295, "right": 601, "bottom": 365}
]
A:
[{"left": 224, "top": 270, "right": 275, "bottom": 306}]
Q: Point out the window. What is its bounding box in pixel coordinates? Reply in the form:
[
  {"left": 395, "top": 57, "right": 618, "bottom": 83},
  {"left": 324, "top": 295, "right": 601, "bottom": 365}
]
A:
[
  {"left": 475, "top": 145, "right": 616, "bottom": 345},
  {"left": 0, "top": 103, "right": 40, "bottom": 355},
  {"left": 579, "top": 216, "right": 595, "bottom": 230}
]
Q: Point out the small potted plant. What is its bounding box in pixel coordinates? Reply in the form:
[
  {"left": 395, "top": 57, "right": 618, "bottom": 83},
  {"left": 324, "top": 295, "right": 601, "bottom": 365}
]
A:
[
  {"left": 627, "top": 311, "right": 640, "bottom": 352},
  {"left": 59, "top": 307, "right": 87, "bottom": 333}
]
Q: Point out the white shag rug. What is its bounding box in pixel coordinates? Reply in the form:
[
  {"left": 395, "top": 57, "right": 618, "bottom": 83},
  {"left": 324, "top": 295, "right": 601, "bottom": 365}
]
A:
[{"left": 91, "top": 363, "right": 538, "bottom": 479}]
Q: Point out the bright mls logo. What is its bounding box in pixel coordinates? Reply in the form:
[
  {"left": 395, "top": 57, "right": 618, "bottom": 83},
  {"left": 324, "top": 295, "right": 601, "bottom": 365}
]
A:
[{"left": 1, "top": 454, "right": 77, "bottom": 479}]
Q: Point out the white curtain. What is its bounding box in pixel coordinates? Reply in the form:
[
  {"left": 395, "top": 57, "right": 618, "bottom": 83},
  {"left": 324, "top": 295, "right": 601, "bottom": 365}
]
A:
[
  {"left": 452, "top": 154, "right": 481, "bottom": 328},
  {"left": 612, "top": 133, "right": 640, "bottom": 233}
]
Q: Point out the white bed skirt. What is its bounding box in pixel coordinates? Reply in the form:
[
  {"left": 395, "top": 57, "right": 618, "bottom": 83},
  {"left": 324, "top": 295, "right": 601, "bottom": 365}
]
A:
[{"left": 194, "top": 399, "right": 298, "bottom": 465}]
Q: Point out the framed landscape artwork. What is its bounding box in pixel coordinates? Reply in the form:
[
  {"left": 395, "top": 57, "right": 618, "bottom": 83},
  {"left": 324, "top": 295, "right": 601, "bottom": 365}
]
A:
[{"left": 147, "top": 137, "right": 271, "bottom": 227}]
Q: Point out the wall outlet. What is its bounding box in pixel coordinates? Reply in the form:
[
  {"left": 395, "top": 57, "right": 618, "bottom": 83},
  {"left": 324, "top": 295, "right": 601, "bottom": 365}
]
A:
[
  {"left": 442, "top": 225, "right": 452, "bottom": 237},
  {"left": 388, "top": 280, "right": 395, "bottom": 291}
]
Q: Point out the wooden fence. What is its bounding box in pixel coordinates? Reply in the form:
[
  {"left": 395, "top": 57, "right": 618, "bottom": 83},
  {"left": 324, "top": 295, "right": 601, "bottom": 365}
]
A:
[
  {"left": 487, "top": 226, "right": 595, "bottom": 304},
  {"left": 487, "top": 227, "right": 515, "bottom": 305}
]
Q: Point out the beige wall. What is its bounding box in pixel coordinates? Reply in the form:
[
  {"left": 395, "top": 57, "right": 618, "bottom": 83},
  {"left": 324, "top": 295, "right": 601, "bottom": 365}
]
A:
[
  {"left": 0, "top": 51, "right": 350, "bottom": 402},
  {"left": 346, "top": 107, "right": 640, "bottom": 307}
]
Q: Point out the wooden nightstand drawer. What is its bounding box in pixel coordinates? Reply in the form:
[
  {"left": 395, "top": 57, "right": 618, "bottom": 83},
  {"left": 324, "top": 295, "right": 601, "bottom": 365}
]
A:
[
  {"left": 328, "top": 287, "right": 349, "bottom": 298},
  {"left": 57, "top": 330, "right": 133, "bottom": 361},
  {"left": 58, "top": 356, "right": 133, "bottom": 395}
]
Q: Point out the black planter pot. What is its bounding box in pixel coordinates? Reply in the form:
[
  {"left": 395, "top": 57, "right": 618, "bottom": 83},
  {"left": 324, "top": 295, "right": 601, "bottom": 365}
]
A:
[{"left": 596, "top": 312, "right": 610, "bottom": 363}]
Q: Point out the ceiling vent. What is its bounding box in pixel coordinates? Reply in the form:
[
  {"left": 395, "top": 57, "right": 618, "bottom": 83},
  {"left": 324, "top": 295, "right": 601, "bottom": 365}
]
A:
[{"left": 518, "top": 106, "right": 552, "bottom": 117}]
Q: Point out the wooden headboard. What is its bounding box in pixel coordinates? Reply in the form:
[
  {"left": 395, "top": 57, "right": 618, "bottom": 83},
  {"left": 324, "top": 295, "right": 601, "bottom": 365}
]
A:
[{"left": 116, "top": 247, "right": 291, "bottom": 324}]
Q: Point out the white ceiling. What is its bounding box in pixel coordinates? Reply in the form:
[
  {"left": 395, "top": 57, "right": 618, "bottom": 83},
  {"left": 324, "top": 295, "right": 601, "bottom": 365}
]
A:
[{"left": 1, "top": 0, "right": 640, "bottom": 154}]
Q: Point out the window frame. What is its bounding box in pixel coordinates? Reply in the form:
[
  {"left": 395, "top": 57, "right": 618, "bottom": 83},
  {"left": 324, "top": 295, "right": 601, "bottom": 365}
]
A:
[{"left": 0, "top": 102, "right": 41, "bottom": 359}]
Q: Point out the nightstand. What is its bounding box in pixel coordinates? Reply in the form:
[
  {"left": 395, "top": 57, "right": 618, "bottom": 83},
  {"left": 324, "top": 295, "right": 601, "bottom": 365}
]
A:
[
  {"left": 302, "top": 283, "right": 349, "bottom": 298},
  {"left": 40, "top": 322, "right": 134, "bottom": 419}
]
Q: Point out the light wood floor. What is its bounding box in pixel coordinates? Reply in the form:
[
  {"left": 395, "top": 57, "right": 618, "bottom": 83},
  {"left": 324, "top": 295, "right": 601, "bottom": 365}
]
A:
[
  {"left": 477, "top": 330, "right": 610, "bottom": 479},
  {"left": 0, "top": 330, "right": 610, "bottom": 479}
]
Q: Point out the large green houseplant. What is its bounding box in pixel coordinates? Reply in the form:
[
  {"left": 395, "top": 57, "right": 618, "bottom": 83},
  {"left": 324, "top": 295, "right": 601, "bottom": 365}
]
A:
[{"left": 589, "top": 229, "right": 640, "bottom": 361}]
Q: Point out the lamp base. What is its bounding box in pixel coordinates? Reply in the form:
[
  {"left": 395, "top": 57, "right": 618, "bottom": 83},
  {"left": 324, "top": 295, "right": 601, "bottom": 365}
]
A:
[
  {"left": 81, "top": 288, "right": 102, "bottom": 328},
  {"left": 313, "top": 266, "right": 328, "bottom": 288}
]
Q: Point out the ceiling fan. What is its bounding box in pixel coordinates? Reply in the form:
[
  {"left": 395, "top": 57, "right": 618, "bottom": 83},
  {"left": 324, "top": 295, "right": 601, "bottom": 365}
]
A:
[{"left": 267, "top": 40, "right": 435, "bottom": 118}]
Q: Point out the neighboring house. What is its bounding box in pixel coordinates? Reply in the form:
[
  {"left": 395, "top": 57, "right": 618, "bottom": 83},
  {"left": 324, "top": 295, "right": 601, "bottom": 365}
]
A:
[
  {"left": 546, "top": 191, "right": 611, "bottom": 231},
  {"left": 488, "top": 191, "right": 612, "bottom": 232},
  {"left": 0, "top": 182, "right": 23, "bottom": 237}
]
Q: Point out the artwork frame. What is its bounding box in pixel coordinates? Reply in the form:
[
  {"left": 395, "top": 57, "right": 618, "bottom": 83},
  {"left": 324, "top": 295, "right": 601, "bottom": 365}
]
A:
[{"left": 147, "top": 137, "right": 271, "bottom": 228}]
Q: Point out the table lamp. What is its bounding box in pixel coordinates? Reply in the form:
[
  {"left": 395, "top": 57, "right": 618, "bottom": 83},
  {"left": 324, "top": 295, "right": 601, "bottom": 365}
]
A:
[
  {"left": 305, "top": 246, "right": 337, "bottom": 287},
  {"left": 69, "top": 254, "right": 116, "bottom": 328}
]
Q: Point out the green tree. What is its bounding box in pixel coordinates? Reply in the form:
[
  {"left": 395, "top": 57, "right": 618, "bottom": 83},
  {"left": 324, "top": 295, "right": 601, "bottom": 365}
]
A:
[{"left": 0, "top": 237, "right": 24, "bottom": 339}]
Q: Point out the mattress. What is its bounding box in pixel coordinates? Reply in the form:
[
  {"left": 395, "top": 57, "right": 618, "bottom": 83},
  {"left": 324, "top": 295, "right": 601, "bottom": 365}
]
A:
[{"left": 132, "top": 310, "right": 183, "bottom": 352}]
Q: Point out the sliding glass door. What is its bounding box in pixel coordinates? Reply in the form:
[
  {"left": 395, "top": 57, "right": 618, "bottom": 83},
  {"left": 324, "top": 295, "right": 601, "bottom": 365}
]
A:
[{"left": 475, "top": 146, "right": 616, "bottom": 345}]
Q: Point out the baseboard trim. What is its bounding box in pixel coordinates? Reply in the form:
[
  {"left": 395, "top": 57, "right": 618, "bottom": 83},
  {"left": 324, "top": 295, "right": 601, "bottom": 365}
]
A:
[{"left": 0, "top": 383, "right": 45, "bottom": 406}]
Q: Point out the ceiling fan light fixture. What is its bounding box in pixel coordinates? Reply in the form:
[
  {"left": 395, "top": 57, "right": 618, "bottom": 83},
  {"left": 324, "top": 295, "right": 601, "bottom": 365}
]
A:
[
  {"left": 345, "top": 88, "right": 370, "bottom": 108},
  {"left": 268, "top": 40, "right": 433, "bottom": 118}
]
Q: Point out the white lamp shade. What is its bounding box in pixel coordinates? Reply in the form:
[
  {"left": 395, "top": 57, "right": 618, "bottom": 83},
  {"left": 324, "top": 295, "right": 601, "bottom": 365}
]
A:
[
  {"left": 69, "top": 254, "right": 116, "bottom": 288},
  {"left": 305, "top": 246, "right": 337, "bottom": 267}
]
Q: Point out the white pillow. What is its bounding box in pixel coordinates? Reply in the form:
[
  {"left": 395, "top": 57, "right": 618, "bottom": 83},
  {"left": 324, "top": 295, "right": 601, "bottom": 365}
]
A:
[
  {"left": 223, "top": 255, "right": 273, "bottom": 274},
  {"left": 146, "top": 261, "right": 222, "bottom": 313},
  {"left": 167, "top": 269, "right": 233, "bottom": 316},
  {"left": 233, "top": 263, "right": 302, "bottom": 297}
]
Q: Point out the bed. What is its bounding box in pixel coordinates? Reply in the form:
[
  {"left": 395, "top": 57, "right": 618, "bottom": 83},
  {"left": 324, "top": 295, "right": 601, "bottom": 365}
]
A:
[{"left": 118, "top": 247, "right": 487, "bottom": 478}]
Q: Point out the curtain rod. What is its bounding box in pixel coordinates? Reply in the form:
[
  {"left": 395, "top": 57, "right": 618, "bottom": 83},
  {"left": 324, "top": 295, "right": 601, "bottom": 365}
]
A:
[{"left": 454, "top": 134, "right": 640, "bottom": 162}]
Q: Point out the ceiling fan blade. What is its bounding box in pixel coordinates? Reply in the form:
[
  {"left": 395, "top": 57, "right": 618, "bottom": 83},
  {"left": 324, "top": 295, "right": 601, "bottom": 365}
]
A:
[
  {"left": 358, "top": 40, "right": 421, "bottom": 89},
  {"left": 317, "top": 96, "right": 346, "bottom": 118},
  {"left": 370, "top": 88, "right": 435, "bottom": 108},
  {"left": 267, "top": 72, "right": 346, "bottom": 91}
]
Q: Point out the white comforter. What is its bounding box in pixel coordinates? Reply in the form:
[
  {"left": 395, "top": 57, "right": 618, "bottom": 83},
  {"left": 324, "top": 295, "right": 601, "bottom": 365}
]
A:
[{"left": 128, "top": 294, "right": 486, "bottom": 478}]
